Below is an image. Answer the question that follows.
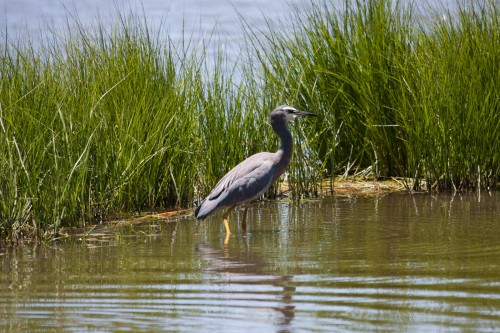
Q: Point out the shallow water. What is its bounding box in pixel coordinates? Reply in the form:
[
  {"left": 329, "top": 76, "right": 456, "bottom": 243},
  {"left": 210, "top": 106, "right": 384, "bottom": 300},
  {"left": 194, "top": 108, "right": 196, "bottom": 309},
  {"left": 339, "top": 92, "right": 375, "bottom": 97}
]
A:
[{"left": 2, "top": 193, "right": 500, "bottom": 332}]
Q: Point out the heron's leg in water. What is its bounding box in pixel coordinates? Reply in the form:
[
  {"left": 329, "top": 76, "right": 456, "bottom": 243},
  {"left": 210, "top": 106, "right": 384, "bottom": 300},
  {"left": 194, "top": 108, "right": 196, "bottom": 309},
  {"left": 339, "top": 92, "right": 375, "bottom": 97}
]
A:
[
  {"left": 223, "top": 207, "right": 233, "bottom": 245},
  {"left": 241, "top": 207, "right": 249, "bottom": 234},
  {"left": 223, "top": 208, "right": 233, "bottom": 234}
]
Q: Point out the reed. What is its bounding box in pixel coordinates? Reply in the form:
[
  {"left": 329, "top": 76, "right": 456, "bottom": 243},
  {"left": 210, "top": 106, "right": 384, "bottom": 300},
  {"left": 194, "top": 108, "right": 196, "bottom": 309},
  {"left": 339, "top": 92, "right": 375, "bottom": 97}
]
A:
[
  {"left": 0, "top": 15, "right": 213, "bottom": 239},
  {"left": 0, "top": 11, "right": 310, "bottom": 239},
  {"left": 249, "top": 0, "right": 499, "bottom": 191}
]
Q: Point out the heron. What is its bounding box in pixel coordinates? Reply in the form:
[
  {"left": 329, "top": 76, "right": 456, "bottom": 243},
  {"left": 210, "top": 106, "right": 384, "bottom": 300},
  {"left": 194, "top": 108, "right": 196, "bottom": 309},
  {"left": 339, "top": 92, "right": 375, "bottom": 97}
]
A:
[{"left": 194, "top": 105, "right": 316, "bottom": 243}]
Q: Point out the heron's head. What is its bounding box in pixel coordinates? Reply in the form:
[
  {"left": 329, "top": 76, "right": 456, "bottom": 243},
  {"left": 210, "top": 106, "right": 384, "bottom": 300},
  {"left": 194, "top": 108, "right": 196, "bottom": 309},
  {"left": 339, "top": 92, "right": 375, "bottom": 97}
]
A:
[{"left": 271, "top": 105, "right": 316, "bottom": 123}]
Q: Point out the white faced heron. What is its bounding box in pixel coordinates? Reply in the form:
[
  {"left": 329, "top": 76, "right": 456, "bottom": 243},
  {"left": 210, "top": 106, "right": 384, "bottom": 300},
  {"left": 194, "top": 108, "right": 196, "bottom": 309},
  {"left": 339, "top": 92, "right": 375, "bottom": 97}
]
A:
[{"left": 194, "top": 105, "right": 316, "bottom": 243}]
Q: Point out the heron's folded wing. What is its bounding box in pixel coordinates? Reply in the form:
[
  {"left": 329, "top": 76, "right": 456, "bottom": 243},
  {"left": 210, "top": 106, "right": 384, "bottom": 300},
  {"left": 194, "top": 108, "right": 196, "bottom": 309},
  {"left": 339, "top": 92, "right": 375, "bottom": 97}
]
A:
[{"left": 207, "top": 152, "right": 274, "bottom": 201}]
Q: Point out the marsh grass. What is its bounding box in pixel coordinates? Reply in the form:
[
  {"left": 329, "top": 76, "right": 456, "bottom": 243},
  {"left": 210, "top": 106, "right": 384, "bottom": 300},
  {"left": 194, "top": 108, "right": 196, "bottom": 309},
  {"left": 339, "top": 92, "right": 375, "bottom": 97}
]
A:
[
  {"left": 250, "top": 0, "right": 499, "bottom": 191},
  {"left": 1, "top": 0, "right": 498, "bottom": 239},
  {"left": 1, "top": 18, "right": 191, "bottom": 238},
  {"left": 0, "top": 10, "right": 314, "bottom": 239},
  {"left": 0, "top": 15, "right": 231, "bottom": 239}
]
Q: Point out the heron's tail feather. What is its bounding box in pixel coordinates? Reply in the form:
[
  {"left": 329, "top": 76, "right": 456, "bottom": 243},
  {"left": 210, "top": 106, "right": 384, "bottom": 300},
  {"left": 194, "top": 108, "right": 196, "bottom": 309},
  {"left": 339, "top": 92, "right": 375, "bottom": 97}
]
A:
[
  {"left": 194, "top": 199, "right": 221, "bottom": 220},
  {"left": 194, "top": 204, "right": 202, "bottom": 220}
]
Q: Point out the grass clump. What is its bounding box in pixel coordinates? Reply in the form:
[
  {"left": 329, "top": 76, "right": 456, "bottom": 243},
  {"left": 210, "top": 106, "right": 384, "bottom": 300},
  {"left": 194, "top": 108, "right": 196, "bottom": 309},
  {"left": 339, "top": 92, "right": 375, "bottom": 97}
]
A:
[
  {"left": 0, "top": 16, "right": 206, "bottom": 239},
  {"left": 0, "top": 12, "right": 311, "bottom": 240},
  {"left": 250, "top": 0, "right": 499, "bottom": 191}
]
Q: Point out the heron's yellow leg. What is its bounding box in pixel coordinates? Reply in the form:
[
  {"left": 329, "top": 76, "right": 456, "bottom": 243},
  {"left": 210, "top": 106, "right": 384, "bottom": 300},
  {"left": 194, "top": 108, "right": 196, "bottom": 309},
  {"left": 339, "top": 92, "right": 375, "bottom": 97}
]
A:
[
  {"left": 223, "top": 216, "right": 231, "bottom": 235},
  {"left": 223, "top": 208, "right": 233, "bottom": 245},
  {"left": 224, "top": 230, "right": 230, "bottom": 246}
]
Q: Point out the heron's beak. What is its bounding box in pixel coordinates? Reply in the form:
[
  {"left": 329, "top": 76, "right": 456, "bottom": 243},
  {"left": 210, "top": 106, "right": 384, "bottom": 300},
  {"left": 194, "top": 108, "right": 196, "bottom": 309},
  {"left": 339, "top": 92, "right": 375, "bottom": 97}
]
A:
[{"left": 293, "top": 110, "right": 317, "bottom": 117}]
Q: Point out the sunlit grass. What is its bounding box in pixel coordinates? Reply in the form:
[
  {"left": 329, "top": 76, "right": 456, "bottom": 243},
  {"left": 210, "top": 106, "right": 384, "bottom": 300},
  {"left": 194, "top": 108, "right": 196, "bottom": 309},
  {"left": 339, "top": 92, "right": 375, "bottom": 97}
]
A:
[
  {"left": 0, "top": 10, "right": 314, "bottom": 240},
  {"left": 250, "top": 0, "right": 499, "bottom": 191},
  {"left": 0, "top": 14, "right": 235, "bottom": 239}
]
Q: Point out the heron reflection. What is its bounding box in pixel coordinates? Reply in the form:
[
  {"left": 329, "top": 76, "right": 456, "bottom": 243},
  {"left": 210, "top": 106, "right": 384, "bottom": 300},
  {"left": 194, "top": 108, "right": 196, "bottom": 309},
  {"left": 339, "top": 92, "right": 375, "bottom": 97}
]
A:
[{"left": 196, "top": 244, "right": 296, "bottom": 332}]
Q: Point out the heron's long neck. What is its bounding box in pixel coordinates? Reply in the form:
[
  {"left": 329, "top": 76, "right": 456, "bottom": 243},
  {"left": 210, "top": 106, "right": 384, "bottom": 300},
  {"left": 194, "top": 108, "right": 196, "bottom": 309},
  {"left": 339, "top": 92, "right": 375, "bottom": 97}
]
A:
[{"left": 272, "top": 119, "right": 293, "bottom": 181}]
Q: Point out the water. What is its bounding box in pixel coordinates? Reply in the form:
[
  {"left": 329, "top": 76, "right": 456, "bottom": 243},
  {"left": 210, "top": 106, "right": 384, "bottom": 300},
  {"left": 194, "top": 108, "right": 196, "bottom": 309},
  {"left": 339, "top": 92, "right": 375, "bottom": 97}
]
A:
[
  {"left": 0, "top": 0, "right": 312, "bottom": 81},
  {"left": 2, "top": 193, "right": 500, "bottom": 332},
  {"left": 0, "top": 0, "right": 309, "bottom": 62},
  {"left": 0, "top": 0, "right": 457, "bottom": 51},
  {"left": 0, "top": 0, "right": 459, "bottom": 78}
]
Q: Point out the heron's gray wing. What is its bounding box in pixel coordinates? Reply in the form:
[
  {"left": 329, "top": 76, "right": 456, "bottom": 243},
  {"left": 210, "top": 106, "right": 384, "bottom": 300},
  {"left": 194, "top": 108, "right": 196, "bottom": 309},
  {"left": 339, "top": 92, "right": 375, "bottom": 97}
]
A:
[
  {"left": 207, "top": 152, "right": 275, "bottom": 202},
  {"left": 195, "top": 152, "right": 277, "bottom": 220}
]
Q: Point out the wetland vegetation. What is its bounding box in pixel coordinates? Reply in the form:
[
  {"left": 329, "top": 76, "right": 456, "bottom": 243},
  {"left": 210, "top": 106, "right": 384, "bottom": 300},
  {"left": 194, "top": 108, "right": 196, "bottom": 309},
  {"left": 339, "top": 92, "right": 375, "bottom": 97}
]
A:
[{"left": 0, "top": 0, "right": 498, "bottom": 240}]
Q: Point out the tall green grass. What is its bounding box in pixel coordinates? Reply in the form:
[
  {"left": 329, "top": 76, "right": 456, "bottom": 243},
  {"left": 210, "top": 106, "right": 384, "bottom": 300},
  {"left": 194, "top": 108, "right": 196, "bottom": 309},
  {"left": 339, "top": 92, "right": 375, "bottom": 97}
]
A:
[
  {"left": 0, "top": 17, "right": 199, "bottom": 238},
  {"left": 0, "top": 0, "right": 498, "bottom": 240},
  {"left": 250, "top": 0, "right": 499, "bottom": 191},
  {"left": 0, "top": 12, "right": 309, "bottom": 240},
  {"left": 0, "top": 16, "right": 231, "bottom": 239}
]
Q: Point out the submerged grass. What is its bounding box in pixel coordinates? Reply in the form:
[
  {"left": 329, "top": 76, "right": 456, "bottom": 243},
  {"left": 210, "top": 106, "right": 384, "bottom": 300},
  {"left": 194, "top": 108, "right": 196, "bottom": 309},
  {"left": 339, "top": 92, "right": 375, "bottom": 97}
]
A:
[{"left": 0, "top": 0, "right": 498, "bottom": 239}]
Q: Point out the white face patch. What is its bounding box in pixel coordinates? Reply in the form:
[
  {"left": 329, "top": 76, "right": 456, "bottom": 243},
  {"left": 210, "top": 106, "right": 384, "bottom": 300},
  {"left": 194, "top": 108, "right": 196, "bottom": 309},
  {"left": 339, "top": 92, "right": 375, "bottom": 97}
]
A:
[{"left": 283, "top": 107, "right": 298, "bottom": 121}]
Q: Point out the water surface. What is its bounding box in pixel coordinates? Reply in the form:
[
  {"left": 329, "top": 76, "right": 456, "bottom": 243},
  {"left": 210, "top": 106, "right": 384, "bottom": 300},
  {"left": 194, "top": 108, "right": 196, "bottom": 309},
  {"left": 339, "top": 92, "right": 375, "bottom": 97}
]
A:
[{"left": 2, "top": 193, "right": 500, "bottom": 332}]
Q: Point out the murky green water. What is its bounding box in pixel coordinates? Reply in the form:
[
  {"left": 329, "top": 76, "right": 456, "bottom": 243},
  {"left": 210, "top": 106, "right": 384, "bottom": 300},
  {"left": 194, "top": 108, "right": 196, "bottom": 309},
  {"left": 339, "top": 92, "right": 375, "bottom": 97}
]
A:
[{"left": 2, "top": 193, "right": 500, "bottom": 332}]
